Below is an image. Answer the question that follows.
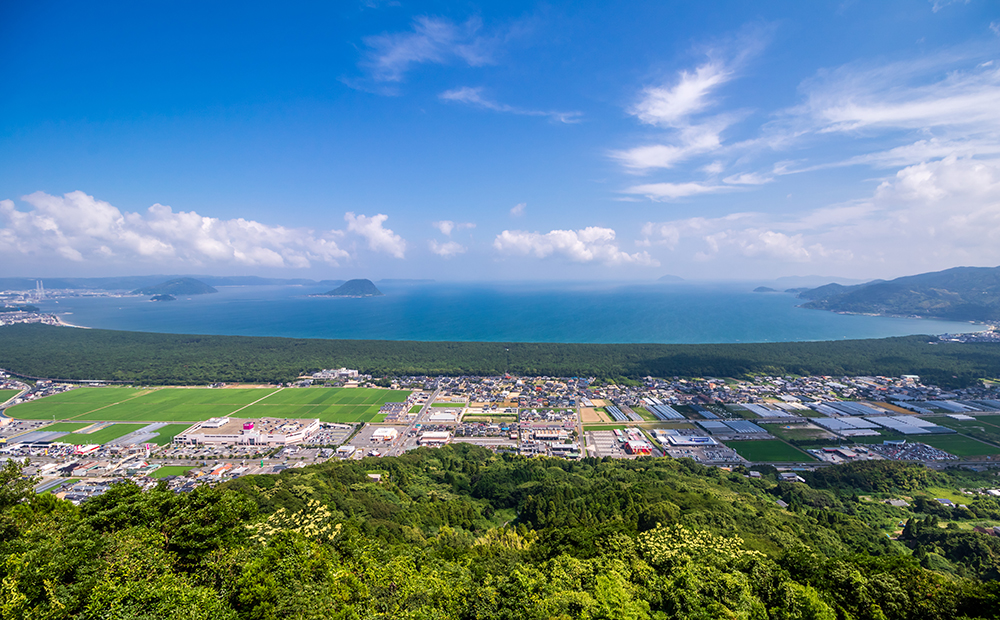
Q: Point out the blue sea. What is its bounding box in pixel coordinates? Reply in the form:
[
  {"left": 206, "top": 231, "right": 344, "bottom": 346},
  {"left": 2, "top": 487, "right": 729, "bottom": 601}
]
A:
[{"left": 37, "top": 282, "right": 978, "bottom": 344}]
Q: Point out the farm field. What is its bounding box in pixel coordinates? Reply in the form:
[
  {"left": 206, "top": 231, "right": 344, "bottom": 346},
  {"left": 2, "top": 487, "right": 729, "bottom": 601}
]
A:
[
  {"left": 5, "top": 386, "right": 410, "bottom": 424},
  {"left": 767, "top": 423, "right": 837, "bottom": 442},
  {"left": 1, "top": 389, "right": 21, "bottom": 401},
  {"left": 63, "top": 423, "right": 147, "bottom": 444},
  {"left": 726, "top": 439, "right": 814, "bottom": 462},
  {"left": 150, "top": 466, "right": 194, "bottom": 478},
  {"left": 916, "top": 434, "right": 1000, "bottom": 457},
  {"left": 149, "top": 424, "right": 195, "bottom": 446},
  {"left": 39, "top": 422, "right": 91, "bottom": 433}
]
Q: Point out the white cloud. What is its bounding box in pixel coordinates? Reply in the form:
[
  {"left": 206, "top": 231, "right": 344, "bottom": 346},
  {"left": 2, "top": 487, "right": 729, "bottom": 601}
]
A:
[
  {"left": 991, "top": 21, "right": 1000, "bottom": 36},
  {"left": 723, "top": 172, "right": 773, "bottom": 185},
  {"left": 358, "top": 16, "right": 496, "bottom": 83},
  {"left": 344, "top": 212, "right": 406, "bottom": 258},
  {"left": 640, "top": 156, "right": 1000, "bottom": 273},
  {"left": 429, "top": 239, "right": 467, "bottom": 258},
  {"left": 930, "top": 0, "right": 969, "bottom": 12},
  {"left": 432, "top": 220, "right": 475, "bottom": 236},
  {"left": 0, "top": 191, "right": 349, "bottom": 268},
  {"left": 629, "top": 62, "right": 732, "bottom": 127},
  {"left": 510, "top": 202, "right": 526, "bottom": 216},
  {"left": 440, "top": 86, "right": 581, "bottom": 123},
  {"left": 793, "top": 59, "right": 1000, "bottom": 135},
  {"left": 493, "top": 227, "right": 658, "bottom": 266},
  {"left": 622, "top": 181, "right": 732, "bottom": 201}
]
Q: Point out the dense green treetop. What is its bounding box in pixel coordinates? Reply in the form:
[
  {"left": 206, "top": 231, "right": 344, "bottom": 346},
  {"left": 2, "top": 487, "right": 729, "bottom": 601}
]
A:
[
  {"left": 3, "top": 449, "right": 1000, "bottom": 619},
  {"left": 1, "top": 324, "right": 998, "bottom": 387}
]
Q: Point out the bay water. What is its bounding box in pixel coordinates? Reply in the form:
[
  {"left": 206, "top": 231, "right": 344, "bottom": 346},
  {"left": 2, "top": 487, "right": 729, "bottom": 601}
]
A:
[{"left": 37, "top": 281, "right": 977, "bottom": 344}]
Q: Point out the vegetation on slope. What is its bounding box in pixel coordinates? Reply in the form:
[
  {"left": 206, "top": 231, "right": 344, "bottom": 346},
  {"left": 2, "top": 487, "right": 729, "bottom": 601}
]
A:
[
  {"left": 320, "top": 278, "right": 384, "bottom": 297},
  {"left": 3, "top": 448, "right": 1000, "bottom": 619},
  {"left": 1, "top": 324, "right": 999, "bottom": 387},
  {"left": 800, "top": 266, "right": 1000, "bottom": 321},
  {"left": 132, "top": 277, "right": 218, "bottom": 296}
]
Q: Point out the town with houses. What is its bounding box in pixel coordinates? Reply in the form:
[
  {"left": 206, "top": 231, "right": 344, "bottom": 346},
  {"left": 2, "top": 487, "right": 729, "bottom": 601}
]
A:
[{"left": 4, "top": 364, "right": 1000, "bottom": 506}]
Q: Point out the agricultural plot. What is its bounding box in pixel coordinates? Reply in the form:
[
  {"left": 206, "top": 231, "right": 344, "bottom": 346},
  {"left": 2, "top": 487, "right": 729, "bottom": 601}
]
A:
[
  {"left": 6, "top": 388, "right": 147, "bottom": 419},
  {"left": 38, "top": 422, "right": 90, "bottom": 433},
  {"left": 767, "top": 423, "right": 837, "bottom": 442},
  {"left": 148, "top": 424, "right": 195, "bottom": 446},
  {"left": 916, "top": 434, "right": 1000, "bottom": 457},
  {"left": 150, "top": 466, "right": 193, "bottom": 478},
  {"left": 726, "top": 439, "right": 814, "bottom": 462},
  {"left": 63, "top": 423, "right": 147, "bottom": 444},
  {"left": 6, "top": 386, "right": 410, "bottom": 424},
  {"left": 1, "top": 389, "right": 21, "bottom": 401}
]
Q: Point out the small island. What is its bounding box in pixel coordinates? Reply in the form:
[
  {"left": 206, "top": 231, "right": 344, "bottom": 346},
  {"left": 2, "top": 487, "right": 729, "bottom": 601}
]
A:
[
  {"left": 753, "top": 286, "right": 778, "bottom": 293},
  {"left": 132, "top": 277, "right": 218, "bottom": 296},
  {"left": 150, "top": 294, "right": 176, "bottom": 302},
  {"left": 318, "top": 278, "right": 383, "bottom": 297}
]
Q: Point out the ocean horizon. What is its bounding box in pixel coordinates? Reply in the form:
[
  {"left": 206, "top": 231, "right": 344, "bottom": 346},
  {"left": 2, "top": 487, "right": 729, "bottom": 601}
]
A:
[{"left": 35, "top": 281, "right": 979, "bottom": 344}]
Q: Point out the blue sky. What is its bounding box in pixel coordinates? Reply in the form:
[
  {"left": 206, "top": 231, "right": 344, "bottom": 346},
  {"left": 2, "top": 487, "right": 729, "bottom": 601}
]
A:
[{"left": 2, "top": 0, "right": 999, "bottom": 281}]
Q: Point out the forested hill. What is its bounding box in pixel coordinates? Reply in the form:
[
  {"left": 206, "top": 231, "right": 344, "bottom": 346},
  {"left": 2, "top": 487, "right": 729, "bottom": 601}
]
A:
[
  {"left": 2, "top": 324, "right": 1000, "bottom": 387},
  {"left": 132, "top": 277, "right": 218, "bottom": 296},
  {"left": 320, "top": 278, "right": 383, "bottom": 297},
  {"left": 3, "top": 447, "right": 1000, "bottom": 618},
  {"left": 800, "top": 266, "right": 1000, "bottom": 321}
]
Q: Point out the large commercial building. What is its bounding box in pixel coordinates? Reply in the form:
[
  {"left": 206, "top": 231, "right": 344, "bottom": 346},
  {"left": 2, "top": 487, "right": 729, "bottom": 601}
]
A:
[{"left": 175, "top": 417, "right": 320, "bottom": 446}]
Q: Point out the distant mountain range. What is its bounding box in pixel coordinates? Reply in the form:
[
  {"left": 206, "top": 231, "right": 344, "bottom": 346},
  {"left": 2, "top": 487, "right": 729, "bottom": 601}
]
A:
[
  {"left": 0, "top": 275, "right": 437, "bottom": 291},
  {"left": 798, "top": 266, "right": 1000, "bottom": 322},
  {"left": 132, "top": 277, "right": 218, "bottom": 296}
]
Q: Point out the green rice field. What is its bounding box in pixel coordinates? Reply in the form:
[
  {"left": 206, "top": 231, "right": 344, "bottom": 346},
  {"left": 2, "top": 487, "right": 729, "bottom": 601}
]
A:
[
  {"left": 150, "top": 466, "right": 194, "bottom": 478},
  {"left": 915, "top": 434, "right": 1000, "bottom": 457},
  {"left": 726, "top": 439, "right": 814, "bottom": 462},
  {"left": 38, "top": 422, "right": 90, "bottom": 433},
  {"left": 5, "top": 386, "right": 410, "bottom": 425},
  {"left": 148, "top": 424, "right": 195, "bottom": 446},
  {"left": 1, "top": 389, "right": 21, "bottom": 401},
  {"left": 62, "top": 423, "right": 147, "bottom": 444}
]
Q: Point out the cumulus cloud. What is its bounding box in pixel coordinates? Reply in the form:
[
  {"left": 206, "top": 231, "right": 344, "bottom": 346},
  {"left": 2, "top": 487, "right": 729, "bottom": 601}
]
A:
[
  {"left": 356, "top": 16, "right": 496, "bottom": 84},
  {"left": 493, "top": 227, "right": 658, "bottom": 266},
  {"left": 640, "top": 156, "right": 1000, "bottom": 272},
  {"left": 510, "top": 202, "right": 526, "bottom": 216},
  {"left": 0, "top": 191, "right": 349, "bottom": 268},
  {"left": 344, "top": 212, "right": 406, "bottom": 258},
  {"left": 429, "top": 239, "right": 467, "bottom": 258},
  {"left": 440, "top": 86, "right": 581, "bottom": 123}
]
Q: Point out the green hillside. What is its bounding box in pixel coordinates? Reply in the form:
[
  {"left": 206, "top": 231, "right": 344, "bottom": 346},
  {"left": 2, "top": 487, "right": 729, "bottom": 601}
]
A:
[
  {"left": 800, "top": 266, "right": 1000, "bottom": 321},
  {"left": 3, "top": 448, "right": 1000, "bottom": 618},
  {"left": 132, "top": 277, "right": 218, "bottom": 296},
  {"left": 320, "top": 278, "right": 383, "bottom": 297}
]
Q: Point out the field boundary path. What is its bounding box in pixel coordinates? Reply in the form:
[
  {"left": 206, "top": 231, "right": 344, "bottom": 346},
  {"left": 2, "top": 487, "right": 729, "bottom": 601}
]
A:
[{"left": 226, "top": 387, "right": 284, "bottom": 417}]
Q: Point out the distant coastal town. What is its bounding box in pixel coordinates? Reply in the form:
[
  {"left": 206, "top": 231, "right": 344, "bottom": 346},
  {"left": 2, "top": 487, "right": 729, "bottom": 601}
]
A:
[{"left": 4, "top": 365, "right": 1000, "bottom": 505}]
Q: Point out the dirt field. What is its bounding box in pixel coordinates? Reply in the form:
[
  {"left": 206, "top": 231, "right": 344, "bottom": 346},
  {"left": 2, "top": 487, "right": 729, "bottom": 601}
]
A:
[
  {"left": 580, "top": 407, "right": 609, "bottom": 423},
  {"left": 590, "top": 399, "right": 606, "bottom": 407}
]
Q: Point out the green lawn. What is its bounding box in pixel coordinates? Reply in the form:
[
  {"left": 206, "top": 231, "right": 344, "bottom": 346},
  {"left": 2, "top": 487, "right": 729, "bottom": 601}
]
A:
[
  {"left": 149, "top": 466, "right": 193, "bottom": 479},
  {"left": 726, "top": 439, "right": 814, "bottom": 462},
  {"left": 432, "top": 402, "right": 462, "bottom": 407},
  {"left": 916, "top": 434, "right": 1000, "bottom": 457},
  {"left": 409, "top": 405, "right": 423, "bottom": 414},
  {"left": 148, "top": 424, "right": 195, "bottom": 446},
  {"left": 62, "top": 423, "right": 147, "bottom": 444},
  {"left": 6, "top": 386, "right": 410, "bottom": 424}
]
